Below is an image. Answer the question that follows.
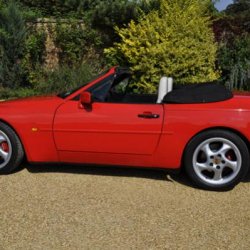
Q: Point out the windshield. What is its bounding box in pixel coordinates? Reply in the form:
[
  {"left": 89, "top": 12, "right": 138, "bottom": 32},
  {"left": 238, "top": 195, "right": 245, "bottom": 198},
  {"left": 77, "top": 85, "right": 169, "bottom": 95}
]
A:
[{"left": 57, "top": 69, "right": 110, "bottom": 99}]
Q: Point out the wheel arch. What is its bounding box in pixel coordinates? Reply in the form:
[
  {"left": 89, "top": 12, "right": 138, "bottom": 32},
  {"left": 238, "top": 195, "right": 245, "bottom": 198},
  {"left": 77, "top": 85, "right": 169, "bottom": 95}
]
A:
[
  {"left": 0, "top": 118, "right": 27, "bottom": 158},
  {"left": 181, "top": 126, "right": 250, "bottom": 168}
]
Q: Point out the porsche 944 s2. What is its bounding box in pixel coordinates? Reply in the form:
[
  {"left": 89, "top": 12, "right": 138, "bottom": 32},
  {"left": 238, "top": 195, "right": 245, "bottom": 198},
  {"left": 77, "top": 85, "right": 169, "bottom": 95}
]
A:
[{"left": 0, "top": 66, "right": 249, "bottom": 190}]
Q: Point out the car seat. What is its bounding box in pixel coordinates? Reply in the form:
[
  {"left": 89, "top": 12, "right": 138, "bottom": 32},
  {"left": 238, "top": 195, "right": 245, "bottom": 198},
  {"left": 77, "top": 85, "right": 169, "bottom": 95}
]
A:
[{"left": 157, "top": 76, "right": 173, "bottom": 103}]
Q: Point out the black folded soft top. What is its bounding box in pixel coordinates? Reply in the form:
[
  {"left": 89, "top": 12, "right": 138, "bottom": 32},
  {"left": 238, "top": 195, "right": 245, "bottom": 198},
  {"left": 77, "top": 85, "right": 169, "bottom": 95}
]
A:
[{"left": 163, "top": 83, "right": 233, "bottom": 104}]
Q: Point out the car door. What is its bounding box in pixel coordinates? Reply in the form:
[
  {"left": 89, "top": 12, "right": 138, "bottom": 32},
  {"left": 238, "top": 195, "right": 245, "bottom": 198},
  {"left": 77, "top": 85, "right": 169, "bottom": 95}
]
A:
[{"left": 53, "top": 73, "right": 164, "bottom": 162}]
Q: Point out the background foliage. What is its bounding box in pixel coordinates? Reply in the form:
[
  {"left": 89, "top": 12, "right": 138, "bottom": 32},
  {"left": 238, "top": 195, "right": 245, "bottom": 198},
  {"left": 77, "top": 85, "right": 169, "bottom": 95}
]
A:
[
  {"left": 215, "top": 0, "right": 250, "bottom": 90},
  {"left": 0, "top": 0, "right": 248, "bottom": 98},
  {"left": 0, "top": 1, "right": 27, "bottom": 88},
  {"left": 105, "top": 0, "right": 219, "bottom": 93}
]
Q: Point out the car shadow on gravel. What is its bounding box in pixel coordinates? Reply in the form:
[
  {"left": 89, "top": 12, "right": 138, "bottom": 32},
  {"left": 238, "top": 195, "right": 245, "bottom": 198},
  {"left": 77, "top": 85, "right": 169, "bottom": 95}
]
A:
[
  {"left": 24, "top": 163, "right": 250, "bottom": 188},
  {"left": 25, "top": 163, "right": 172, "bottom": 182},
  {"left": 169, "top": 168, "right": 250, "bottom": 189}
]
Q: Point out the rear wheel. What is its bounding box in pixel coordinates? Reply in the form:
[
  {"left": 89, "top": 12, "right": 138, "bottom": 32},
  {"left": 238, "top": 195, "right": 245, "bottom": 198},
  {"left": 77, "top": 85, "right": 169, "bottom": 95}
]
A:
[
  {"left": 0, "top": 122, "right": 24, "bottom": 174},
  {"left": 184, "top": 130, "right": 249, "bottom": 190}
]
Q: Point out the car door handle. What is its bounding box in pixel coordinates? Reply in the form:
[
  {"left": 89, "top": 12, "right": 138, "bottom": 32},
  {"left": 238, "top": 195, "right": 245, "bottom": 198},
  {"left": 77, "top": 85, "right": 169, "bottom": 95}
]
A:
[{"left": 138, "top": 112, "right": 160, "bottom": 119}]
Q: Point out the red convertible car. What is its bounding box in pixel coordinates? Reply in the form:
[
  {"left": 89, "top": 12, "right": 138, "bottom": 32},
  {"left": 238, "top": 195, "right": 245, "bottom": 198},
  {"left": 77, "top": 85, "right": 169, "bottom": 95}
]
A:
[{"left": 0, "top": 66, "right": 249, "bottom": 190}]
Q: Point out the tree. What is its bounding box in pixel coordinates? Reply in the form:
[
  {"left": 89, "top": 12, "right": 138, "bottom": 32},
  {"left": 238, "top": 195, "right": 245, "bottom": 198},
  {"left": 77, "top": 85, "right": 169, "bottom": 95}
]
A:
[
  {"left": 105, "top": 0, "right": 219, "bottom": 93},
  {"left": 18, "top": 0, "right": 160, "bottom": 19},
  {"left": 214, "top": 0, "right": 250, "bottom": 90},
  {"left": 217, "top": 35, "right": 250, "bottom": 90},
  {"left": 18, "top": 0, "right": 160, "bottom": 47},
  {"left": 18, "top": 0, "right": 71, "bottom": 16},
  {"left": 226, "top": 0, "right": 250, "bottom": 17},
  {"left": 0, "top": 1, "right": 27, "bottom": 88}
]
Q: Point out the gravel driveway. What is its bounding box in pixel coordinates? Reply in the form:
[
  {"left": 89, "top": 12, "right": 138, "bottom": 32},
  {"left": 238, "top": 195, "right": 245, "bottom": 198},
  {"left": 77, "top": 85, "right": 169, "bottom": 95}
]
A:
[{"left": 0, "top": 164, "right": 249, "bottom": 250}]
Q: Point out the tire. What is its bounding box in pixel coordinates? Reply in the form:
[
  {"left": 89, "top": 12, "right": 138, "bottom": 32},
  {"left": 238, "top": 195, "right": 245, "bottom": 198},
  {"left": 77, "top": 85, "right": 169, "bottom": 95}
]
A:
[
  {"left": 184, "top": 130, "right": 249, "bottom": 191},
  {"left": 0, "top": 122, "right": 24, "bottom": 174}
]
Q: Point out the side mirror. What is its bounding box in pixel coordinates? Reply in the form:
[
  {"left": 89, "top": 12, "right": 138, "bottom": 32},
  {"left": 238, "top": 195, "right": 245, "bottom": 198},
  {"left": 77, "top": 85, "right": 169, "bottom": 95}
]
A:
[{"left": 80, "top": 91, "right": 92, "bottom": 108}]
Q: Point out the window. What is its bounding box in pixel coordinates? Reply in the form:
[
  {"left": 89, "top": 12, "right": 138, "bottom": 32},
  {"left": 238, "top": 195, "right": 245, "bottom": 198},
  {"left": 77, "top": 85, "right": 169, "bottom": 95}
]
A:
[
  {"left": 111, "top": 77, "right": 129, "bottom": 95},
  {"left": 88, "top": 72, "right": 158, "bottom": 104},
  {"left": 107, "top": 74, "right": 157, "bottom": 104},
  {"left": 90, "top": 75, "right": 114, "bottom": 102}
]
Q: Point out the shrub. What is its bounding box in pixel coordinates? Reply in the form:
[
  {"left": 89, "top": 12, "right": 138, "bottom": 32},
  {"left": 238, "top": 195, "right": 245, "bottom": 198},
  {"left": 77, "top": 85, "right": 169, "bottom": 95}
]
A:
[
  {"left": 105, "top": 0, "right": 219, "bottom": 93},
  {"left": 22, "top": 28, "right": 46, "bottom": 86},
  {"left": 55, "top": 20, "right": 102, "bottom": 66},
  {"left": 34, "top": 63, "right": 93, "bottom": 95},
  {"left": 0, "top": 87, "right": 36, "bottom": 99},
  {"left": 0, "top": 63, "right": 94, "bottom": 99},
  {"left": 217, "top": 34, "right": 250, "bottom": 90},
  {"left": 0, "top": 1, "right": 27, "bottom": 88},
  {"left": 214, "top": 0, "right": 250, "bottom": 90}
]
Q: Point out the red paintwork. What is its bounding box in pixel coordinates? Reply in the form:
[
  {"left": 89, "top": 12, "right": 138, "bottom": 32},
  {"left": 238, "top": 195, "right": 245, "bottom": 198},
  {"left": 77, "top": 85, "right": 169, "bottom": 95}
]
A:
[{"left": 1, "top": 66, "right": 250, "bottom": 170}]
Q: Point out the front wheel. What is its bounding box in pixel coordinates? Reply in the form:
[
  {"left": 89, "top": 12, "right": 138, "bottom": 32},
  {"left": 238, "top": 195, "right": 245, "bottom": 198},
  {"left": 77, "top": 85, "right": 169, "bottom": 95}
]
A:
[
  {"left": 184, "top": 130, "right": 249, "bottom": 191},
  {"left": 0, "top": 122, "right": 24, "bottom": 174}
]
